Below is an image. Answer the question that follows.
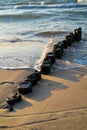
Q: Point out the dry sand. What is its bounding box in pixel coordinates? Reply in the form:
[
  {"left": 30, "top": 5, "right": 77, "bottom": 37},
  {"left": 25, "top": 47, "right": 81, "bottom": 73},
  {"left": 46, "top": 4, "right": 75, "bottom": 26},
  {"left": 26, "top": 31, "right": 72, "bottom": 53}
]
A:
[{"left": 0, "top": 66, "right": 87, "bottom": 130}]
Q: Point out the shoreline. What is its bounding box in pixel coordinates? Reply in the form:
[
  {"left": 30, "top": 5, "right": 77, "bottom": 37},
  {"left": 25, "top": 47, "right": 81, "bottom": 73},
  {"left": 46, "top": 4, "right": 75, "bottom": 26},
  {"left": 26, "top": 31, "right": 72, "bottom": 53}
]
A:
[{"left": 0, "top": 66, "right": 87, "bottom": 129}]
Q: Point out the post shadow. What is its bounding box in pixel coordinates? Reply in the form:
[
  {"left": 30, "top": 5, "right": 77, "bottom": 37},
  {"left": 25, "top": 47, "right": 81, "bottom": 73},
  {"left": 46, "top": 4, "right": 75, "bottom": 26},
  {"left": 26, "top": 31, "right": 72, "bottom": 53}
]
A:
[
  {"left": 24, "top": 76, "right": 68, "bottom": 102},
  {"left": 51, "top": 66, "right": 87, "bottom": 82}
]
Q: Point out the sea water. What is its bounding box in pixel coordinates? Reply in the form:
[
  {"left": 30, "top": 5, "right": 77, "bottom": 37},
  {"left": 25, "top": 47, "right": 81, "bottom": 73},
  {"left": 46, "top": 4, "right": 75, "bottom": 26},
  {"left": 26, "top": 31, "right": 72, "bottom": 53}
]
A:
[{"left": 0, "top": 0, "right": 87, "bottom": 70}]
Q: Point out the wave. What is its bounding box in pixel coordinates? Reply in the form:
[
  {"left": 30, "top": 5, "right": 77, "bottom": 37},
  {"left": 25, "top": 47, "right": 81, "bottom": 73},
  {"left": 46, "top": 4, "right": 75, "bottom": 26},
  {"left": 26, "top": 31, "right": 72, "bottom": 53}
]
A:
[
  {"left": 0, "top": 38, "right": 26, "bottom": 43},
  {"left": 0, "top": 1, "right": 87, "bottom": 11},
  {"left": 34, "top": 38, "right": 87, "bottom": 72},
  {"left": 0, "top": 0, "right": 77, "bottom": 6},
  {"left": 13, "top": 3, "right": 87, "bottom": 10},
  {"left": 0, "top": 2, "right": 86, "bottom": 21},
  {"left": 0, "top": 0, "right": 87, "bottom": 9},
  {"left": 0, "top": 14, "right": 42, "bottom": 21},
  {"left": 36, "top": 31, "right": 68, "bottom": 37}
]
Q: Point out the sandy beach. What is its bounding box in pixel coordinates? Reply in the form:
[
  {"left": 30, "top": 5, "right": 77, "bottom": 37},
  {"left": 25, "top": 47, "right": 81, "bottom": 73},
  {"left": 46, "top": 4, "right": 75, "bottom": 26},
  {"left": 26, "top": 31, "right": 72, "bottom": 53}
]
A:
[
  {"left": 0, "top": 0, "right": 87, "bottom": 129},
  {"left": 0, "top": 66, "right": 87, "bottom": 130}
]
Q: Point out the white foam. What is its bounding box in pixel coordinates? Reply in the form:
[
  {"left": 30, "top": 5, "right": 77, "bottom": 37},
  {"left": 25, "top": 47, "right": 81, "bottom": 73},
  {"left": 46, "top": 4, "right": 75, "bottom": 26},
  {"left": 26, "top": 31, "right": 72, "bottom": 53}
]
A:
[
  {"left": 53, "top": 59, "right": 85, "bottom": 71},
  {"left": 41, "top": 1, "right": 45, "bottom": 5},
  {"left": 34, "top": 39, "right": 57, "bottom": 71},
  {"left": 78, "top": 0, "right": 87, "bottom": 3}
]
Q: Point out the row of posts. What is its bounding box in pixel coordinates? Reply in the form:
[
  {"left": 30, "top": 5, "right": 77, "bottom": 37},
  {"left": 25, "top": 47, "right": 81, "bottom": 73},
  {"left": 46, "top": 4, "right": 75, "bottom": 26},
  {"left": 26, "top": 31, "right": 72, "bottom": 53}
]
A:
[{"left": 40, "top": 27, "right": 82, "bottom": 75}]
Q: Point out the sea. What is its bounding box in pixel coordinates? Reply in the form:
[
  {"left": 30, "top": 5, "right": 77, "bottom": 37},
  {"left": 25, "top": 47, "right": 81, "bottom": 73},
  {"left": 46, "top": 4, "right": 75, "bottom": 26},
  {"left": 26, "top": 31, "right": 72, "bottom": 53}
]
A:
[{"left": 0, "top": 0, "right": 87, "bottom": 70}]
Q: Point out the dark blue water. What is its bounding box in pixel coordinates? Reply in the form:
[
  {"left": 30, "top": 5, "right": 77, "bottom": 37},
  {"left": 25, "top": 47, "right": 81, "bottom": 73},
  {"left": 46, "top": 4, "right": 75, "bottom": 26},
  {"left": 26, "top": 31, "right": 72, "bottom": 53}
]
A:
[{"left": 0, "top": 0, "right": 87, "bottom": 69}]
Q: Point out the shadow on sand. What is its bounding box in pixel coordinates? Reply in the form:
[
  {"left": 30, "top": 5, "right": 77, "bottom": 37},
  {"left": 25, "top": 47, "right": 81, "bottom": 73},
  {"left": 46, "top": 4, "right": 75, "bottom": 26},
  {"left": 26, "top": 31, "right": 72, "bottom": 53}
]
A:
[
  {"left": 13, "top": 66, "right": 87, "bottom": 110},
  {"left": 51, "top": 66, "right": 87, "bottom": 82},
  {"left": 14, "top": 74, "right": 68, "bottom": 110}
]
